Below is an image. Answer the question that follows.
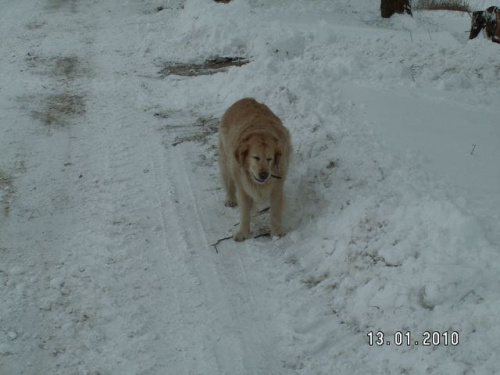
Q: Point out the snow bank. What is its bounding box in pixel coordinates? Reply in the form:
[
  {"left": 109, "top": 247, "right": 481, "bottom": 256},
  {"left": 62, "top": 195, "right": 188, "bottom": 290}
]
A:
[{"left": 144, "top": 0, "right": 500, "bottom": 373}]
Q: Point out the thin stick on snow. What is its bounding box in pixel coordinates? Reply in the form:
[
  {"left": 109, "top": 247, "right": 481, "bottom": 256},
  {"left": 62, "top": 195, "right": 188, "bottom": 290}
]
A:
[
  {"left": 211, "top": 232, "right": 271, "bottom": 253},
  {"left": 471, "top": 144, "right": 476, "bottom": 155},
  {"left": 211, "top": 236, "right": 232, "bottom": 253},
  {"left": 233, "top": 207, "right": 270, "bottom": 227}
]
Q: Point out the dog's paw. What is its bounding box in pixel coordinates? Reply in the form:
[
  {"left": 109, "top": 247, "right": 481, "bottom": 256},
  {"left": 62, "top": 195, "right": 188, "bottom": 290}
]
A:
[
  {"left": 271, "top": 227, "right": 286, "bottom": 238},
  {"left": 233, "top": 230, "right": 250, "bottom": 242},
  {"left": 225, "top": 200, "right": 237, "bottom": 207}
]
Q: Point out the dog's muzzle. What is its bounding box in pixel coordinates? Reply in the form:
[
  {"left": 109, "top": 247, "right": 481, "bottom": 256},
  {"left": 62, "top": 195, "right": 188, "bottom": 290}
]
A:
[{"left": 252, "top": 171, "right": 270, "bottom": 184}]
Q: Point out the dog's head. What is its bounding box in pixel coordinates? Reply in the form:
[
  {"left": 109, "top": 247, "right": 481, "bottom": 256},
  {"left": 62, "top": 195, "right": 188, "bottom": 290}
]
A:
[{"left": 234, "top": 134, "right": 283, "bottom": 185}]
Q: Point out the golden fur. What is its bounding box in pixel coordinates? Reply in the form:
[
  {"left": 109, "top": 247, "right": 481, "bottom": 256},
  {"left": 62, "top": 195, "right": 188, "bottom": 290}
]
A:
[{"left": 218, "top": 98, "right": 291, "bottom": 241}]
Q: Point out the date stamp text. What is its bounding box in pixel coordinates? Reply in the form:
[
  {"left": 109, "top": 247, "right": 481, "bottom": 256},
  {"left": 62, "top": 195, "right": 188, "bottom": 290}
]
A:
[{"left": 367, "top": 331, "right": 460, "bottom": 347}]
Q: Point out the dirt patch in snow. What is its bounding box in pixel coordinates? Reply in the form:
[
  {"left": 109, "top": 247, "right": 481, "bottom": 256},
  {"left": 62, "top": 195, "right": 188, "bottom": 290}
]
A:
[
  {"left": 20, "top": 93, "right": 86, "bottom": 129},
  {"left": 45, "top": 0, "right": 78, "bottom": 13},
  {"left": 25, "top": 55, "right": 91, "bottom": 81},
  {"left": 159, "top": 57, "right": 249, "bottom": 78},
  {"left": 22, "top": 54, "right": 89, "bottom": 129},
  {"left": 36, "top": 93, "right": 86, "bottom": 127},
  {"left": 52, "top": 56, "right": 84, "bottom": 80},
  {"left": 0, "top": 171, "right": 15, "bottom": 217},
  {"left": 150, "top": 4, "right": 184, "bottom": 14},
  {"left": 25, "top": 21, "right": 46, "bottom": 30},
  {"left": 155, "top": 112, "right": 219, "bottom": 147}
]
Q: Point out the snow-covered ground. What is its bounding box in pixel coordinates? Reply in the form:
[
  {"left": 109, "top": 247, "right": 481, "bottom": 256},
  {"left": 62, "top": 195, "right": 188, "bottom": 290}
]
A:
[{"left": 1, "top": 0, "right": 499, "bottom": 374}]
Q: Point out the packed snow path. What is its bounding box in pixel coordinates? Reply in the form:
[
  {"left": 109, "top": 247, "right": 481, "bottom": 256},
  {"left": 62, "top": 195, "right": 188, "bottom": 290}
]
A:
[
  {"left": 1, "top": 0, "right": 500, "bottom": 374},
  {"left": 0, "top": 1, "right": 291, "bottom": 374}
]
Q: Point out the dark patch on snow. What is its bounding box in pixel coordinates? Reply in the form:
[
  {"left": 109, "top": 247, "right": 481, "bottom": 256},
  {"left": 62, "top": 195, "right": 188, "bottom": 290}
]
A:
[
  {"left": 0, "top": 171, "right": 15, "bottom": 217},
  {"left": 159, "top": 57, "right": 249, "bottom": 78},
  {"left": 171, "top": 117, "right": 219, "bottom": 146},
  {"left": 25, "top": 55, "right": 91, "bottom": 82},
  {"left": 155, "top": 113, "right": 219, "bottom": 147},
  {"left": 21, "top": 93, "right": 86, "bottom": 129},
  {"left": 45, "top": 0, "right": 78, "bottom": 13},
  {"left": 22, "top": 54, "right": 88, "bottom": 130},
  {"left": 143, "top": 3, "right": 184, "bottom": 14},
  {"left": 52, "top": 57, "right": 82, "bottom": 80},
  {"left": 301, "top": 273, "right": 329, "bottom": 288},
  {"left": 25, "top": 21, "right": 46, "bottom": 30},
  {"left": 37, "top": 93, "right": 86, "bottom": 127}
]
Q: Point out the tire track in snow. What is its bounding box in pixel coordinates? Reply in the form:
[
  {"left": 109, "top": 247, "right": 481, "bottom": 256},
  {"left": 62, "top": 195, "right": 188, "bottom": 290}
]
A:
[
  {"left": 90, "top": 96, "right": 194, "bottom": 374},
  {"left": 142, "top": 122, "right": 243, "bottom": 374},
  {"left": 150, "top": 111, "right": 294, "bottom": 374},
  {"left": 75, "top": 9, "right": 218, "bottom": 374}
]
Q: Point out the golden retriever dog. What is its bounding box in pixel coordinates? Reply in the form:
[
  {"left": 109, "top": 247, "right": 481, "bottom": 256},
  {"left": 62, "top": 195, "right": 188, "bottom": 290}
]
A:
[{"left": 218, "top": 98, "right": 291, "bottom": 241}]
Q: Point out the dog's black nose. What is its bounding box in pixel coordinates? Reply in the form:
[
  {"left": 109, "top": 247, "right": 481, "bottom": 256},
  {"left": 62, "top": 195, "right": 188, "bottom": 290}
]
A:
[{"left": 259, "top": 171, "right": 269, "bottom": 180}]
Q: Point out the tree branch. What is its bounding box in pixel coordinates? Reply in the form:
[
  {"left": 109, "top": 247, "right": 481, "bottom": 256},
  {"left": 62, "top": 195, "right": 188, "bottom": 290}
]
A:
[{"left": 211, "top": 232, "right": 271, "bottom": 253}]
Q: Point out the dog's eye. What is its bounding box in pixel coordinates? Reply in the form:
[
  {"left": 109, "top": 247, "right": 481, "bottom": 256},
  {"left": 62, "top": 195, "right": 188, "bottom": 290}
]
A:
[
  {"left": 266, "top": 158, "right": 273, "bottom": 162},
  {"left": 252, "top": 156, "right": 261, "bottom": 161}
]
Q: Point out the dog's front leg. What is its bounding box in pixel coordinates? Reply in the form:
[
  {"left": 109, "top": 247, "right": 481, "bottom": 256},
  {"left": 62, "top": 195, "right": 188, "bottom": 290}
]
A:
[
  {"left": 270, "top": 183, "right": 286, "bottom": 237},
  {"left": 234, "top": 189, "right": 252, "bottom": 241}
]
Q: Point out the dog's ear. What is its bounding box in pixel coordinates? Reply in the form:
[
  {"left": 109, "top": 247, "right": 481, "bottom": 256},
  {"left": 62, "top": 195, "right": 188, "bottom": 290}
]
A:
[
  {"left": 234, "top": 144, "right": 249, "bottom": 165},
  {"left": 274, "top": 149, "right": 282, "bottom": 168},
  {"left": 272, "top": 137, "right": 284, "bottom": 168}
]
